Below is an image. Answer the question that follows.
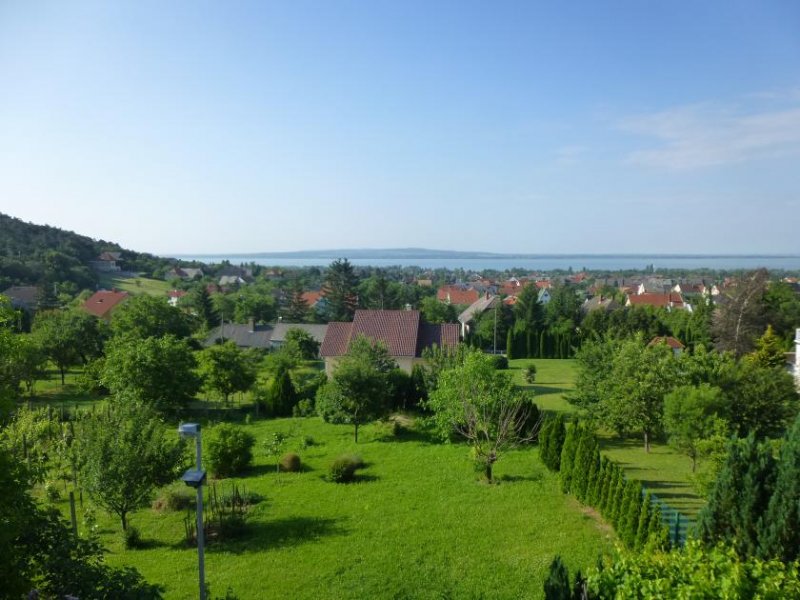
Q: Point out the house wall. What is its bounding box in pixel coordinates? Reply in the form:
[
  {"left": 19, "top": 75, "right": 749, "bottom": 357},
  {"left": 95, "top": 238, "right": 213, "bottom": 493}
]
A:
[{"left": 324, "top": 356, "right": 421, "bottom": 377}]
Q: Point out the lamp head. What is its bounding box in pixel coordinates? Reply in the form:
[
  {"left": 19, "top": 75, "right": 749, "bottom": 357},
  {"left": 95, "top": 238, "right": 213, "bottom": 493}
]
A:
[
  {"left": 178, "top": 423, "right": 200, "bottom": 439},
  {"left": 181, "top": 468, "right": 207, "bottom": 489}
]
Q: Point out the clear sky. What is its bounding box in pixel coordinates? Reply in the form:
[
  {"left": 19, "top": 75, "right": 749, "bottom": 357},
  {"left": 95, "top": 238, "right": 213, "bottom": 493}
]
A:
[{"left": 1, "top": 1, "right": 799, "bottom": 255}]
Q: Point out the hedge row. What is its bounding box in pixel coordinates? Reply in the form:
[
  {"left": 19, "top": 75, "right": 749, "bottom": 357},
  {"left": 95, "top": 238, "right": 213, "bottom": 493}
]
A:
[{"left": 539, "top": 417, "right": 669, "bottom": 550}]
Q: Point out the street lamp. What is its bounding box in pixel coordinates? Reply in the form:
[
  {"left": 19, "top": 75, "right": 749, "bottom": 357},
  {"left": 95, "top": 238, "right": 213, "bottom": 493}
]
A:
[{"left": 179, "top": 423, "right": 206, "bottom": 600}]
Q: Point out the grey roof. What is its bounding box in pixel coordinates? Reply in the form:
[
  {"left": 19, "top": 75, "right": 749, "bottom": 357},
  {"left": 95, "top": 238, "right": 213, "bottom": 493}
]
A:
[
  {"left": 458, "top": 294, "right": 499, "bottom": 324},
  {"left": 270, "top": 323, "right": 328, "bottom": 344},
  {"left": 203, "top": 323, "right": 273, "bottom": 348},
  {"left": 2, "top": 286, "right": 39, "bottom": 310}
]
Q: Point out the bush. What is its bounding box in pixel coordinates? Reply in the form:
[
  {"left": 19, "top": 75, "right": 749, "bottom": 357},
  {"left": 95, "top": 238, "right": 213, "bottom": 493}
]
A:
[
  {"left": 207, "top": 424, "right": 256, "bottom": 478},
  {"left": 44, "top": 480, "right": 61, "bottom": 502},
  {"left": 279, "top": 452, "right": 302, "bottom": 472},
  {"left": 123, "top": 525, "right": 143, "bottom": 549},
  {"left": 328, "top": 454, "right": 364, "bottom": 483},
  {"left": 153, "top": 483, "right": 194, "bottom": 512},
  {"left": 525, "top": 364, "right": 537, "bottom": 384},
  {"left": 490, "top": 355, "right": 509, "bottom": 370},
  {"left": 293, "top": 398, "right": 315, "bottom": 417}
]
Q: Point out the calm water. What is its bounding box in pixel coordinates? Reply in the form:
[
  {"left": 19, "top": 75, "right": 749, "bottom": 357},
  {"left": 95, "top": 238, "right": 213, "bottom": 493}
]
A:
[{"left": 182, "top": 255, "right": 800, "bottom": 272}]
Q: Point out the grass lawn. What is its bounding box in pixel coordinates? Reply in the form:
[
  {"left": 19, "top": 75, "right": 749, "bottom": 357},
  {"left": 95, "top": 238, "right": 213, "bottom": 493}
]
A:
[
  {"left": 60, "top": 417, "right": 616, "bottom": 599},
  {"left": 508, "top": 358, "right": 579, "bottom": 414},
  {"left": 509, "top": 358, "right": 705, "bottom": 521},
  {"left": 98, "top": 273, "right": 172, "bottom": 297}
]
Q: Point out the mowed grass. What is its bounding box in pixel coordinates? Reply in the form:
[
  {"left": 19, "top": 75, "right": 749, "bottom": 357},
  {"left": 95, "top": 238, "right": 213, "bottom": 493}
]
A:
[
  {"left": 70, "top": 417, "right": 615, "bottom": 599},
  {"left": 509, "top": 358, "right": 705, "bottom": 519},
  {"left": 509, "top": 359, "right": 579, "bottom": 413},
  {"left": 98, "top": 273, "right": 172, "bottom": 297}
]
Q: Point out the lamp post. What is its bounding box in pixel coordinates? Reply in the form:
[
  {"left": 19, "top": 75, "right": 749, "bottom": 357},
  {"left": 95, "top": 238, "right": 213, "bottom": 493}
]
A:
[{"left": 179, "top": 423, "right": 206, "bottom": 600}]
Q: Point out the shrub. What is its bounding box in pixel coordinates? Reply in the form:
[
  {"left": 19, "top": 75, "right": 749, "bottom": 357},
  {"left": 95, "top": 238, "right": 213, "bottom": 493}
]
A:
[
  {"left": 490, "top": 355, "right": 509, "bottom": 370},
  {"left": 207, "top": 424, "right": 256, "bottom": 478},
  {"left": 543, "top": 555, "right": 571, "bottom": 600},
  {"left": 301, "top": 435, "right": 316, "bottom": 448},
  {"left": 123, "top": 525, "right": 143, "bottom": 549},
  {"left": 292, "top": 398, "right": 315, "bottom": 417},
  {"left": 328, "top": 454, "right": 364, "bottom": 483},
  {"left": 524, "top": 363, "right": 537, "bottom": 384},
  {"left": 153, "top": 484, "right": 194, "bottom": 512},
  {"left": 279, "top": 452, "right": 302, "bottom": 472},
  {"left": 44, "top": 480, "right": 61, "bottom": 502}
]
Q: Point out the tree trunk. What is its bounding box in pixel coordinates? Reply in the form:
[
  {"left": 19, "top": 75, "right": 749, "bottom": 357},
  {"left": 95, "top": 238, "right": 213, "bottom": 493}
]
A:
[
  {"left": 485, "top": 462, "right": 493, "bottom": 483},
  {"left": 121, "top": 511, "right": 128, "bottom": 532},
  {"left": 354, "top": 422, "right": 359, "bottom": 444},
  {"left": 691, "top": 455, "right": 697, "bottom": 473},
  {"left": 644, "top": 430, "right": 650, "bottom": 453},
  {"left": 60, "top": 365, "right": 66, "bottom": 386}
]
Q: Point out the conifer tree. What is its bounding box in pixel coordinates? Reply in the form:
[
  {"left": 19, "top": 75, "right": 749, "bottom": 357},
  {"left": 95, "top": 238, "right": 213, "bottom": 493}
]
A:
[
  {"left": 635, "top": 491, "right": 653, "bottom": 550},
  {"left": 646, "top": 502, "right": 670, "bottom": 550},
  {"left": 572, "top": 428, "right": 594, "bottom": 501},
  {"left": 266, "top": 367, "right": 298, "bottom": 417},
  {"left": 592, "top": 457, "right": 610, "bottom": 509},
  {"left": 546, "top": 414, "right": 566, "bottom": 471},
  {"left": 543, "top": 556, "right": 571, "bottom": 600},
  {"left": 559, "top": 421, "right": 581, "bottom": 493},
  {"left": 697, "top": 434, "right": 777, "bottom": 557},
  {"left": 608, "top": 469, "right": 626, "bottom": 526},
  {"left": 584, "top": 449, "right": 600, "bottom": 506},
  {"left": 506, "top": 329, "right": 514, "bottom": 360},
  {"left": 619, "top": 479, "right": 643, "bottom": 548},
  {"left": 760, "top": 415, "right": 800, "bottom": 561},
  {"left": 598, "top": 462, "right": 616, "bottom": 517}
]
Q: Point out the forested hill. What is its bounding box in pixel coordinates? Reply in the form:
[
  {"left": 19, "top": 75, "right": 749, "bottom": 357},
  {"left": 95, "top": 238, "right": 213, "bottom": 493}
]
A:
[{"left": 0, "top": 213, "right": 170, "bottom": 292}]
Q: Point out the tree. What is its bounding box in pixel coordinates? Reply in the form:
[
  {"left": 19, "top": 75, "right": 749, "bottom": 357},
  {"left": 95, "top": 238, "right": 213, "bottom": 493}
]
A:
[
  {"left": 663, "top": 384, "right": 726, "bottom": 472},
  {"left": 264, "top": 367, "right": 298, "bottom": 417},
  {"left": 102, "top": 335, "right": 200, "bottom": 413},
  {"left": 760, "top": 415, "right": 800, "bottom": 562},
  {"left": 284, "top": 327, "right": 321, "bottom": 360},
  {"left": 0, "top": 446, "right": 162, "bottom": 599},
  {"left": 32, "top": 309, "right": 105, "bottom": 384},
  {"left": 77, "top": 401, "right": 185, "bottom": 532},
  {"left": 184, "top": 286, "right": 215, "bottom": 329},
  {"left": 543, "top": 556, "right": 572, "bottom": 600},
  {"left": 595, "top": 336, "right": 680, "bottom": 451},
  {"left": 697, "top": 434, "right": 777, "bottom": 558},
  {"left": 420, "top": 295, "right": 457, "bottom": 324},
  {"left": 111, "top": 294, "right": 191, "bottom": 340},
  {"left": 426, "top": 350, "right": 541, "bottom": 482},
  {"left": 323, "top": 259, "right": 359, "bottom": 321},
  {"left": 712, "top": 269, "right": 768, "bottom": 356},
  {"left": 539, "top": 413, "right": 566, "bottom": 472},
  {"left": 198, "top": 341, "right": 256, "bottom": 403},
  {"left": 317, "top": 335, "right": 394, "bottom": 442},
  {"left": 283, "top": 280, "right": 310, "bottom": 322},
  {"left": 748, "top": 325, "right": 786, "bottom": 369}
]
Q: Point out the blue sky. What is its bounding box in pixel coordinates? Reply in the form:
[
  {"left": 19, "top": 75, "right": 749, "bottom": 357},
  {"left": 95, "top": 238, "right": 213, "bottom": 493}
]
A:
[{"left": 1, "top": 1, "right": 799, "bottom": 255}]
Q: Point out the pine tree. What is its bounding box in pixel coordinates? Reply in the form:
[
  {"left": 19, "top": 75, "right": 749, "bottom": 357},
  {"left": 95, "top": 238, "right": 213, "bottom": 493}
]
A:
[
  {"left": 646, "top": 501, "right": 670, "bottom": 550},
  {"left": 559, "top": 422, "right": 581, "bottom": 493},
  {"left": 592, "top": 457, "right": 610, "bottom": 509},
  {"left": 547, "top": 414, "right": 566, "bottom": 471},
  {"left": 635, "top": 491, "right": 653, "bottom": 550},
  {"left": 572, "top": 429, "right": 598, "bottom": 503},
  {"left": 619, "top": 479, "right": 643, "bottom": 548},
  {"left": 583, "top": 449, "right": 600, "bottom": 506},
  {"left": 543, "top": 556, "right": 571, "bottom": 600},
  {"left": 598, "top": 462, "right": 616, "bottom": 517},
  {"left": 266, "top": 367, "right": 298, "bottom": 417},
  {"left": 697, "top": 434, "right": 777, "bottom": 557},
  {"left": 539, "top": 417, "right": 553, "bottom": 469},
  {"left": 760, "top": 415, "right": 800, "bottom": 561},
  {"left": 608, "top": 469, "right": 626, "bottom": 526}
]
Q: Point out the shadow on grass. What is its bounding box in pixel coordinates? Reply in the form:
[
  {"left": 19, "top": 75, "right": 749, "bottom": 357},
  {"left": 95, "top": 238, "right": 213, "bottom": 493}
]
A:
[
  {"left": 496, "top": 473, "right": 544, "bottom": 483},
  {"left": 376, "top": 426, "right": 439, "bottom": 445},
  {"left": 206, "top": 516, "right": 346, "bottom": 554},
  {"left": 131, "top": 538, "right": 173, "bottom": 550},
  {"left": 530, "top": 385, "right": 571, "bottom": 396}
]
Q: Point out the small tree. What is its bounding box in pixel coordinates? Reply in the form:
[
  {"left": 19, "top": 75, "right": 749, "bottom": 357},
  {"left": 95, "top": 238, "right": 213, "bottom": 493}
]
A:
[
  {"left": 559, "top": 421, "right": 581, "bottom": 493},
  {"left": 663, "top": 384, "right": 726, "bottom": 472},
  {"left": 524, "top": 363, "right": 537, "bottom": 384},
  {"left": 284, "top": 327, "right": 320, "bottom": 360},
  {"left": 425, "top": 349, "right": 540, "bottom": 482},
  {"left": 198, "top": 341, "right": 256, "bottom": 403},
  {"left": 543, "top": 556, "right": 572, "bottom": 600},
  {"left": 207, "top": 424, "right": 255, "bottom": 478},
  {"left": 265, "top": 367, "right": 298, "bottom": 417},
  {"left": 760, "top": 415, "right": 800, "bottom": 562},
  {"left": 77, "top": 402, "right": 185, "bottom": 531}
]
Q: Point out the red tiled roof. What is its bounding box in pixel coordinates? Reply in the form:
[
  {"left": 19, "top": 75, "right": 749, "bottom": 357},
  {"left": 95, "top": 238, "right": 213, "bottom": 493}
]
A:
[
  {"left": 302, "top": 291, "right": 323, "bottom": 306},
  {"left": 82, "top": 290, "right": 129, "bottom": 318},
  {"left": 167, "top": 290, "right": 188, "bottom": 298},
  {"left": 535, "top": 280, "right": 552, "bottom": 289},
  {"left": 649, "top": 336, "right": 685, "bottom": 350},
  {"left": 437, "top": 286, "right": 480, "bottom": 305},
  {"left": 627, "top": 292, "right": 684, "bottom": 308},
  {"left": 321, "top": 310, "right": 459, "bottom": 358},
  {"left": 503, "top": 296, "right": 518, "bottom": 306}
]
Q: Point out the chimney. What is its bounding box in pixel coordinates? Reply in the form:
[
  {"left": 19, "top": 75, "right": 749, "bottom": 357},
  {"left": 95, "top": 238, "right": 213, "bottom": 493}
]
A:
[{"left": 248, "top": 317, "right": 255, "bottom": 333}]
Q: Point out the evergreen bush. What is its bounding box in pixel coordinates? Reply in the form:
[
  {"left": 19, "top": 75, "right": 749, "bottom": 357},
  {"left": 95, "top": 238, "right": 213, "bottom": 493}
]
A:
[
  {"left": 559, "top": 422, "right": 581, "bottom": 493},
  {"left": 328, "top": 454, "right": 364, "bottom": 483},
  {"left": 279, "top": 452, "right": 302, "bottom": 473},
  {"left": 543, "top": 556, "right": 572, "bottom": 600}
]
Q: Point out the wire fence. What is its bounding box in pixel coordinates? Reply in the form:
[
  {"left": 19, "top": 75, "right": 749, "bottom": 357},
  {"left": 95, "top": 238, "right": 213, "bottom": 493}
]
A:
[{"left": 648, "top": 489, "right": 690, "bottom": 547}]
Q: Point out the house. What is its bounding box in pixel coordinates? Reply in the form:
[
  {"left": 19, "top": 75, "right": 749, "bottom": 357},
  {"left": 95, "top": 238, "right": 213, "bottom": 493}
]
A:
[
  {"left": 537, "top": 288, "right": 552, "bottom": 304},
  {"left": 648, "top": 336, "right": 685, "bottom": 356},
  {"left": 203, "top": 319, "right": 273, "bottom": 349},
  {"left": 219, "top": 275, "right": 247, "bottom": 286},
  {"left": 81, "top": 290, "right": 129, "bottom": 320},
  {"left": 269, "top": 323, "right": 328, "bottom": 353},
  {"left": 637, "top": 279, "right": 674, "bottom": 295},
  {"left": 581, "top": 295, "right": 620, "bottom": 313},
  {"left": 626, "top": 292, "right": 689, "bottom": 311},
  {"left": 167, "top": 289, "right": 188, "bottom": 307},
  {"left": 437, "top": 285, "right": 480, "bottom": 306},
  {"left": 89, "top": 252, "right": 122, "bottom": 272},
  {"left": 458, "top": 294, "right": 500, "bottom": 338},
  {"left": 320, "top": 309, "right": 460, "bottom": 376},
  {"left": 2, "top": 285, "right": 40, "bottom": 312},
  {"left": 787, "top": 328, "right": 800, "bottom": 389},
  {"left": 166, "top": 267, "right": 204, "bottom": 281}
]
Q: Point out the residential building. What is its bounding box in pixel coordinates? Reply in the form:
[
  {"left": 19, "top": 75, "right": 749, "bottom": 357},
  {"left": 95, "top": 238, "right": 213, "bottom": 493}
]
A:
[{"left": 81, "top": 290, "right": 129, "bottom": 320}]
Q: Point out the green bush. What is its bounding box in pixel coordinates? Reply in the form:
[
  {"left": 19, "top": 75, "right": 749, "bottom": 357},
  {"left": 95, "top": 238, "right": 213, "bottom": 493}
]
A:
[
  {"left": 153, "top": 483, "right": 194, "bottom": 512},
  {"left": 292, "top": 398, "right": 315, "bottom": 417},
  {"left": 524, "top": 364, "right": 537, "bottom": 384},
  {"left": 123, "top": 525, "right": 143, "bottom": 549},
  {"left": 490, "top": 355, "right": 509, "bottom": 370},
  {"left": 207, "top": 424, "right": 256, "bottom": 478},
  {"left": 329, "top": 454, "right": 364, "bottom": 483},
  {"left": 279, "top": 452, "right": 302, "bottom": 472}
]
